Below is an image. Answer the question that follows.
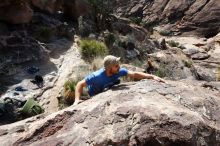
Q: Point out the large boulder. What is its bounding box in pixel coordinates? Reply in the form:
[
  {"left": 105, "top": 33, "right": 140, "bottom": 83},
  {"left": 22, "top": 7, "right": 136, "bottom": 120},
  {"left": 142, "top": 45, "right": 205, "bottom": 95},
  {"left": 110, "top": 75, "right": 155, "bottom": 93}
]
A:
[
  {"left": 0, "top": 80, "right": 220, "bottom": 146},
  {"left": 62, "top": 0, "right": 90, "bottom": 20},
  {"left": 146, "top": 47, "right": 195, "bottom": 80},
  {"left": 178, "top": 0, "right": 220, "bottom": 37},
  {"left": 111, "top": 16, "right": 150, "bottom": 42},
  {"left": 163, "top": 35, "right": 220, "bottom": 81},
  {"left": 0, "top": 0, "right": 33, "bottom": 24},
  {"left": 30, "top": 0, "right": 62, "bottom": 14}
]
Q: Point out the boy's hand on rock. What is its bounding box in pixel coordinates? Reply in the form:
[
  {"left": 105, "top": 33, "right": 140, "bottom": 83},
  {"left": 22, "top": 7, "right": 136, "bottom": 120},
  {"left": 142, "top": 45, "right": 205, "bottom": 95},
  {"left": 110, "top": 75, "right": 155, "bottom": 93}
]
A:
[
  {"left": 153, "top": 76, "right": 166, "bottom": 83},
  {"left": 73, "top": 99, "right": 84, "bottom": 106}
]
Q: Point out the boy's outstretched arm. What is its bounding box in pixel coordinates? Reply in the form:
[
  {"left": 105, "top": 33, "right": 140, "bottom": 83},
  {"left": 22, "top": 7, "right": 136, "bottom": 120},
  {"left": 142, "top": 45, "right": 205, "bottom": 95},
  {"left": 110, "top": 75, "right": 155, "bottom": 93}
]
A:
[{"left": 127, "top": 71, "right": 165, "bottom": 83}]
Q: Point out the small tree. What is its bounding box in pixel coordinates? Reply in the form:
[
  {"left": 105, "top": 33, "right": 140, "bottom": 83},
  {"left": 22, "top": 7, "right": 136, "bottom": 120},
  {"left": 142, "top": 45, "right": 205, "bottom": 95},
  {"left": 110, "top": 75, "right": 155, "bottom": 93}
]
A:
[{"left": 88, "top": 0, "right": 112, "bottom": 31}]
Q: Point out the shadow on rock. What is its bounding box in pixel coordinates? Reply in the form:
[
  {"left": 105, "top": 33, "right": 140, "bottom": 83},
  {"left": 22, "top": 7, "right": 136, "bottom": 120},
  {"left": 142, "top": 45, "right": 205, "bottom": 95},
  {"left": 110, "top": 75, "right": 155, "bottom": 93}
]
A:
[
  {"left": 110, "top": 83, "right": 132, "bottom": 91},
  {"left": 0, "top": 30, "right": 73, "bottom": 95}
]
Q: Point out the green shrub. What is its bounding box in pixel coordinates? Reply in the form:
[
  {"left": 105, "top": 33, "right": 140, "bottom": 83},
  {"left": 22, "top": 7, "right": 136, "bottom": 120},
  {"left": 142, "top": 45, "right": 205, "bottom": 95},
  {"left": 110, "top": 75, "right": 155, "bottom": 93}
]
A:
[
  {"left": 167, "top": 40, "right": 179, "bottom": 47},
  {"left": 104, "top": 33, "right": 115, "bottom": 46},
  {"left": 159, "top": 30, "right": 172, "bottom": 36},
  {"left": 129, "top": 17, "right": 142, "bottom": 25},
  {"left": 167, "top": 40, "right": 185, "bottom": 49},
  {"left": 152, "top": 64, "right": 169, "bottom": 78},
  {"left": 59, "top": 79, "right": 78, "bottom": 106},
  {"left": 34, "top": 26, "right": 53, "bottom": 42},
  {"left": 141, "top": 21, "right": 157, "bottom": 31},
  {"left": 154, "top": 70, "right": 166, "bottom": 78},
  {"left": 178, "top": 45, "right": 186, "bottom": 50},
  {"left": 79, "top": 39, "right": 108, "bottom": 61},
  {"left": 182, "top": 60, "right": 192, "bottom": 68},
  {"left": 64, "top": 79, "right": 78, "bottom": 92}
]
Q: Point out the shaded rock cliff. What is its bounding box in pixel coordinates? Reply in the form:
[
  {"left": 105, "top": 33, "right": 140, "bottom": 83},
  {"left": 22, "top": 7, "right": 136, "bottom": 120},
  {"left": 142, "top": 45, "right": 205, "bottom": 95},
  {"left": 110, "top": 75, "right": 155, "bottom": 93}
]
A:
[
  {"left": 109, "top": 0, "right": 220, "bottom": 37},
  {"left": 0, "top": 0, "right": 219, "bottom": 37}
]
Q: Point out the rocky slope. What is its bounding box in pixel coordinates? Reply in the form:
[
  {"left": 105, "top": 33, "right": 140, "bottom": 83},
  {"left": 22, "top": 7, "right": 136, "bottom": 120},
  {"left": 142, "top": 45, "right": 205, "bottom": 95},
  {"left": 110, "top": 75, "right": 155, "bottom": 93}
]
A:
[
  {"left": 0, "top": 0, "right": 219, "bottom": 145},
  {"left": 109, "top": 0, "right": 220, "bottom": 37},
  {"left": 0, "top": 0, "right": 219, "bottom": 37},
  {"left": 0, "top": 80, "right": 220, "bottom": 146},
  {"left": 148, "top": 33, "right": 220, "bottom": 81}
]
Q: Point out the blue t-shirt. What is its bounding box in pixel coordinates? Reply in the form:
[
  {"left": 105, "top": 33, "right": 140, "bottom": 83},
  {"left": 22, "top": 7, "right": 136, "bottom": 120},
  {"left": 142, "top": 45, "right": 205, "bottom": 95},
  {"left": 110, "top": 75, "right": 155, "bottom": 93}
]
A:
[{"left": 85, "top": 67, "right": 128, "bottom": 96}]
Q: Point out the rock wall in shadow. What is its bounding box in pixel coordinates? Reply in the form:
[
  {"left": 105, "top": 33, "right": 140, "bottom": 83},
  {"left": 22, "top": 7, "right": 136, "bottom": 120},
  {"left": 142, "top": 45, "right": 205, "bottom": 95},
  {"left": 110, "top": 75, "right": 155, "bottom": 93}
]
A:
[{"left": 107, "top": 0, "right": 220, "bottom": 38}]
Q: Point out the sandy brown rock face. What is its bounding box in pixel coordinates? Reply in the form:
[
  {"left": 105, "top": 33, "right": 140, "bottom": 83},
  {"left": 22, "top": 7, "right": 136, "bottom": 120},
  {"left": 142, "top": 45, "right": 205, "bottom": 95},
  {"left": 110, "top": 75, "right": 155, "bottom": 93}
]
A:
[
  {"left": 0, "top": 80, "right": 220, "bottom": 146},
  {"left": 0, "top": 0, "right": 33, "bottom": 24}
]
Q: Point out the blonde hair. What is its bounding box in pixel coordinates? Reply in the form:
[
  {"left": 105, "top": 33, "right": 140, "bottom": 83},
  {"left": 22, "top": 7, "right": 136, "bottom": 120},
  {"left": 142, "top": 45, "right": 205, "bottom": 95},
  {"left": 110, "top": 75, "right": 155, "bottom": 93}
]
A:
[{"left": 103, "top": 55, "right": 120, "bottom": 69}]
